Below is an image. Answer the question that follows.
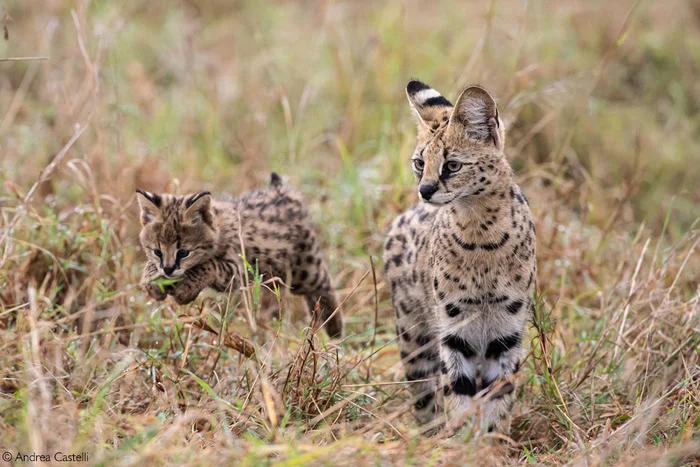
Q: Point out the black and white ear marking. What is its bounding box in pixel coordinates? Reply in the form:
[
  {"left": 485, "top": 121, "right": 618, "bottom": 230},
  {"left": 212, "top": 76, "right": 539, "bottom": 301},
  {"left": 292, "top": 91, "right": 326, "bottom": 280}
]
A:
[
  {"left": 406, "top": 80, "right": 454, "bottom": 131},
  {"left": 136, "top": 189, "right": 162, "bottom": 208},
  {"left": 184, "top": 191, "right": 212, "bottom": 225},
  {"left": 185, "top": 191, "right": 211, "bottom": 209},
  {"left": 406, "top": 80, "right": 453, "bottom": 108},
  {"left": 136, "top": 189, "right": 162, "bottom": 226},
  {"left": 449, "top": 85, "right": 504, "bottom": 150}
]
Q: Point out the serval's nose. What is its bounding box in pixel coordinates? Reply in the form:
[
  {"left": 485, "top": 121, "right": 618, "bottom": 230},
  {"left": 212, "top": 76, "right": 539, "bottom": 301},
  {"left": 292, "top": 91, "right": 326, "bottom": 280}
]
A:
[{"left": 419, "top": 183, "right": 438, "bottom": 200}]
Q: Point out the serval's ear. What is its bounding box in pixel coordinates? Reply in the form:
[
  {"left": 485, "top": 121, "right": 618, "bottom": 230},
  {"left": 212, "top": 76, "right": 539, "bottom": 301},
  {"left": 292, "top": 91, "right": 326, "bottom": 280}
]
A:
[
  {"left": 405, "top": 80, "right": 453, "bottom": 134},
  {"left": 449, "top": 85, "right": 504, "bottom": 150},
  {"left": 136, "top": 189, "right": 162, "bottom": 226},
  {"left": 184, "top": 191, "right": 212, "bottom": 225}
]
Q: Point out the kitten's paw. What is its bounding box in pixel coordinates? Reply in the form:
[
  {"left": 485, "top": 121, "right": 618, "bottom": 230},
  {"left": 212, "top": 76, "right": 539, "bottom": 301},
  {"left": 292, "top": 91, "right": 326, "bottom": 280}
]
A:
[
  {"left": 144, "top": 282, "right": 167, "bottom": 301},
  {"left": 171, "top": 284, "right": 200, "bottom": 305}
]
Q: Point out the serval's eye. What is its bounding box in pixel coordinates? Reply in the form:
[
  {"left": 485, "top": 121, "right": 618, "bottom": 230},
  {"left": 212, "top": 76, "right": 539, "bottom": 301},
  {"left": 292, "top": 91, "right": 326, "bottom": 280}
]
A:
[
  {"left": 153, "top": 249, "right": 163, "bottom": 258},
  {"left": 413, "top": 159, "right": 425, "bottom": 171},
  {"left": 445, "top": 161, "right": 462, "bottom": 172},
  {"left": 177, "top": 249, "right": 190, "bottom": 259}
]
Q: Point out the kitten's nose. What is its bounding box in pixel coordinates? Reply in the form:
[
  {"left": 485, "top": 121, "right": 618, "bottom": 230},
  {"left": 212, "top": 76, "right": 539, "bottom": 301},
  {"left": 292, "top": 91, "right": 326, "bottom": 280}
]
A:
[
  {"left": 419, "top": 183, "right": 438, "bottom": 200},
  {"left": 163, "top": 266, "right": 175, "bottom": 276}
]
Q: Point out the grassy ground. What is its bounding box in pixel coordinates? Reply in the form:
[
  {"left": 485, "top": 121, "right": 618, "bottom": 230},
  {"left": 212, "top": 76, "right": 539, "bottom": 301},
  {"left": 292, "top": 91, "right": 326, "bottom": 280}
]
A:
[{"left": 1, "top": 0, "right": 698, "bottom": 465}]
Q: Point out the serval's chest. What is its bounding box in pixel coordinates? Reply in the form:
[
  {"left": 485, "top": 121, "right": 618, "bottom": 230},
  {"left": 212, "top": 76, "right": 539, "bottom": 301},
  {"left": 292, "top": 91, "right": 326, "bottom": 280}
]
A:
[{"left": 425, "top": 192, "right": 535, "bottom": 331}]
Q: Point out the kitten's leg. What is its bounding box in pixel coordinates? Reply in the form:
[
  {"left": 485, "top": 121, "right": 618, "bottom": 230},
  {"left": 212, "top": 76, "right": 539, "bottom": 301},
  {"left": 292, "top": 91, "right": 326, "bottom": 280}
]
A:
[
  {"left": 292, "top": 258, "right": 343, "bottom": 338},
  {"left": 141, "top": 260, "right": 167, "bottom": 301},
  {"left": 480, "top": 332, "right": 523, "bottom": 434},
  {"left": 302, "top": 285, "right": 342, "bottom": 338},
  {"left": 258, "top": 286, "right": 283, "bottom": 322},
  {"left": 207, "top": 257, "right": 241, "bottom": 292},
  {"left": 171, "top": 257, "right": 240, "bottom": 305}
]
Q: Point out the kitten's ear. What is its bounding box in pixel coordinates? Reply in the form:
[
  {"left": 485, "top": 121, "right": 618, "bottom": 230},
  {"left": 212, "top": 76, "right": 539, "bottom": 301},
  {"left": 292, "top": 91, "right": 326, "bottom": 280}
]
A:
[
  {"left": 449, "top": 85, "right": 504, "bottom": 150},
  {"left": 184, "top": 191, "right": 212, "bottom": 225},
  {"left": 406, "top": 80, "right": 453, "bottom": 135},
  {"left": 136, "top": 189, "right": 162, "bottom": 226}
]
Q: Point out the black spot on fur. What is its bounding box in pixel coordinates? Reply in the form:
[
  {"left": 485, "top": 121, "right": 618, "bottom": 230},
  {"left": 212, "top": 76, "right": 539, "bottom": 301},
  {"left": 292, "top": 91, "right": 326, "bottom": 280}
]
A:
[
  {"left": 406, "top": 368, "right": 431, "bottom": 381},
  {"left": 452, "top": 375, "right": 477, "bottom": 396},
  {"left": 415, "top": 392, "right": 434, "bottom": 410},
  {"left": 506, "top": 300, "right": 523, "bottom": 315},
  {"left": 481, "top": 232, "right": 510, "bottom": 251},
  {"left": 384, "top": 237, "right": 394, "bottom": 251},
  {"left": 445, "top": 303, "right": 461, "bottom": 317},
  {"left": 442, "top": 334, "right": 476, "bottom": 359},
  {"left": 416, "top": 333, "right": 432, "bottom": 347},
  {"left": 451, "top": 233, "right": 476, "bottom": 250},
  {"left": 485, "top": 333, "right": 522, "bottom": 359},
  {"left": 417, "top": 348, "right": 439, "bottom": 361}
]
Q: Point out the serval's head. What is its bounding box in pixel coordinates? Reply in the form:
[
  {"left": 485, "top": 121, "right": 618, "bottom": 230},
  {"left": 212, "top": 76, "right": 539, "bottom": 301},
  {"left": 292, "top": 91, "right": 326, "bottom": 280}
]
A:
[
  {"left": 405, "top": 80, "right": 509, "bottom": 206},
  {"left": 136, "top": 190, "right": 216, "bottom": 278}
]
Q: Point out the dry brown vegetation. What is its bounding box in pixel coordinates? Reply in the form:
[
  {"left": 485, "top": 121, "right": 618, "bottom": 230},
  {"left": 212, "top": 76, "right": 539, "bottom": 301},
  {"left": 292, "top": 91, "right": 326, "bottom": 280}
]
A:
[{"left": 0, "top": 1, "right": 698, "bottom": 465}]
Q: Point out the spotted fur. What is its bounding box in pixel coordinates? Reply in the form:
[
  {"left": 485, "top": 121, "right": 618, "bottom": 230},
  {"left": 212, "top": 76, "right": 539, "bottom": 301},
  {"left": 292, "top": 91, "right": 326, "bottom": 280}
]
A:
[
  {"left": 137, "top": 173, "right": 343, "bottom": 338},
  {"left": 383, "top": 81, "right": 536, "bottom": 433}
]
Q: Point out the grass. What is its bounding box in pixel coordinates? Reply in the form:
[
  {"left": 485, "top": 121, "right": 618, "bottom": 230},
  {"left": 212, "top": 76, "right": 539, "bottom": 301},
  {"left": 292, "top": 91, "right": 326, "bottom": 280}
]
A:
[{"left": 0, "top": 0, "right": 698, "bottom": 465}]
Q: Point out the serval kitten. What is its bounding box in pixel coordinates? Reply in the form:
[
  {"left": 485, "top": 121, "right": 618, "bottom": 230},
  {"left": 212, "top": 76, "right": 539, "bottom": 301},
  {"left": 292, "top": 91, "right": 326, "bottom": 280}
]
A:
[
  {"left": 383, "top": 81, "right": 536, "bottom": 433},
  {"left": 137, "top": 173, "right": 343, "bottom": 338}
]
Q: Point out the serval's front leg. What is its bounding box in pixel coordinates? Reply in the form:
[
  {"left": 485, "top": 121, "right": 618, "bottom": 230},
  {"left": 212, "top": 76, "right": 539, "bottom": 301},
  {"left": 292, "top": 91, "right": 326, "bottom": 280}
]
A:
[
  {"left": 170, "top": 257, "right": 240, "bottom": 305},
  {"left": 439, "top": 328, "right": 478, "bottom": 429},
  {"left": 480, "top": 331, "right": 523, "bottom": 434}
]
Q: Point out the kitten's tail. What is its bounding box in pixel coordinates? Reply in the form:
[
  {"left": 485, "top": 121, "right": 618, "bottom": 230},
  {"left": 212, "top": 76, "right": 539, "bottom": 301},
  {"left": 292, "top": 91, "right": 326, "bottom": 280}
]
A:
[{"left": 270, "top": 172, "right": 283, "bottom": 187}]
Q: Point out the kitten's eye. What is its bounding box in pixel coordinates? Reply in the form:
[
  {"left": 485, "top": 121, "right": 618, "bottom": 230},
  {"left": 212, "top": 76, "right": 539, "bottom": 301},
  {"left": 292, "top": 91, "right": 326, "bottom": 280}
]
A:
[
  {"left": 153, "top": 249, "right": 162, "bottom": 258},
  {"left": 413, "top": 159, "right": 425, "bottom": 171},
  {"left": 177, "top": 249, "right": 190, "bottom": 259},
  {"left": 446, "top": 161, "right": 462, "bottom": 172}
]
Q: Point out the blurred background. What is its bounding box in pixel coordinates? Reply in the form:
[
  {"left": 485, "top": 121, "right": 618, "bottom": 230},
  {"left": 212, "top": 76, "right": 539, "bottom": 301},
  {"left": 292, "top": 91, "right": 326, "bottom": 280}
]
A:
[{"left": 0, "top": 1, "right": 698, "bottom": 464}]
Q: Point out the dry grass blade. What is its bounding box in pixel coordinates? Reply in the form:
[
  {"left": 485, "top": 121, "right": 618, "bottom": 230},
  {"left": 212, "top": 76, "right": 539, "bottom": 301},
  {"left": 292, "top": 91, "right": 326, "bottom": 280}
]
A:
[
  {"left": 0, "top": 56, "right": 49, "bottom": 61},
  {"left": 0, "top": 123, "right": 89, "bottom": 268}
]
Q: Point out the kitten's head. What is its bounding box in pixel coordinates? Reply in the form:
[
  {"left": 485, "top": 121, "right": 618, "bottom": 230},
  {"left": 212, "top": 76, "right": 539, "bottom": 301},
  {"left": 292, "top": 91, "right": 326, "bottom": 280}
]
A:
[
  {"left": 136, "top": 190, "right": 216, "bottom": 278},
  {"left": 405, "top": 80, "right": 509, "bottom": 206}
]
